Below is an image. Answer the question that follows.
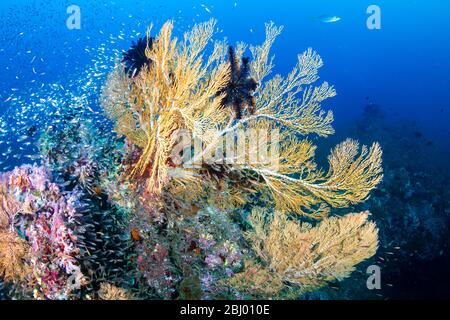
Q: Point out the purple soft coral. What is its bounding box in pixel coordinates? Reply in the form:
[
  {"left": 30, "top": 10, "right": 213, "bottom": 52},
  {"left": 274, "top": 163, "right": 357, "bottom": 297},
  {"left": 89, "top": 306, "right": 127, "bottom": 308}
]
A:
[{"left": 3, "top": 165, "right": 86, "bottom": 299}]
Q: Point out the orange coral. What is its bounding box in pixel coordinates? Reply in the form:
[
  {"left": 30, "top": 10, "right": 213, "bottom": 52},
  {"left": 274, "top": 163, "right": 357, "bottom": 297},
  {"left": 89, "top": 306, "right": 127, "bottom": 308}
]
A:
[
  {"left": 238, "top": 209, "right": 379, "bottom": 294},
  {"left": 98, "top": 283, "right": 135, "bottom": 300},
  {"left": 0, "top": 231, "right": 31, "bottom": 282}
]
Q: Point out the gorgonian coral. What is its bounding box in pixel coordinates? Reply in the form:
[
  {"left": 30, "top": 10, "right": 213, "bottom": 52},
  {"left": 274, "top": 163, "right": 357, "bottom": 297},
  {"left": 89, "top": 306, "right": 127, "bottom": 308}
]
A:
[
  {"left": 230, "top": 209, "right": 378, "bottom": 296},
  {"left": 101, "top": 19, "right": 383, "bottom": 298},
  {"left": 0, "top": 19, "right": 383, "bottom": 300},
  {"left": 98, "top": 283, "right": 135, "bottom": 300},
  {"left": 102, "top": 20, "right": 382, "bottom": 216},
  {"left": 0, "top": 177, "right": 31, "bottom": 284},
  {"left": 0, "top": 231, "right": 31, "bottom": 283}
]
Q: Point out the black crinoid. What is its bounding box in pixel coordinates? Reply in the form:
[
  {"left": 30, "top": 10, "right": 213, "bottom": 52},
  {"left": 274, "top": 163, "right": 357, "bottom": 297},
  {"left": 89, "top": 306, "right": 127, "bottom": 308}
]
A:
[
  {"left": 216, "top": 46, "right": 259, "bottom": 119},
  {"left": 122, "top": 36, "right": 155, "bottom": 78}
]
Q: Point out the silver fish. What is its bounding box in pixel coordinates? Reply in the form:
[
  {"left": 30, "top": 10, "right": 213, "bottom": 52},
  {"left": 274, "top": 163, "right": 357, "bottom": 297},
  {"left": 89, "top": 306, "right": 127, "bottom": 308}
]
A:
[{"left": 317, "top": 15, "right": 342, "bottom": 23}]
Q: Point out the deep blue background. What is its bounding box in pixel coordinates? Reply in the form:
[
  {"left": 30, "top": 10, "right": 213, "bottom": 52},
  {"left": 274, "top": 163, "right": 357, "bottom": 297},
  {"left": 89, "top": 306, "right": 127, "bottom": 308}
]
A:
[{"left": 0, "top": 0, "right": 449, "bottom": 145}]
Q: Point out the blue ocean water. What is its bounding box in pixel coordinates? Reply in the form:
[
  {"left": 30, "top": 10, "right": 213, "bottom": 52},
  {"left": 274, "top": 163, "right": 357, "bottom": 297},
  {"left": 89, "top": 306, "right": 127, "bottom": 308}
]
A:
[
  {"left": 1, "top": 0, "right": 449, "bottom": 142},
  {"left": 0, "top": 0, "right": 449, "bottom": 299}
]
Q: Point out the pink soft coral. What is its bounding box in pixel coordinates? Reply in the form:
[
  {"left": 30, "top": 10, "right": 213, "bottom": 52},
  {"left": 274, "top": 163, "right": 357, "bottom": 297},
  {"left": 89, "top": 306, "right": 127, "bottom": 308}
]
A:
[{"left": 2, "top": 165, "right": 86, "bottom": 299}]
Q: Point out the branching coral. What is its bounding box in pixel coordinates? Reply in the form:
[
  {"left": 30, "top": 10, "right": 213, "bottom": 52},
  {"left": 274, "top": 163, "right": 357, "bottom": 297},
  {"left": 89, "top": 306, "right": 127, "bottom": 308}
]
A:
[
  {"left": 101, "top": 20, "right": 383, "bottom": 220},
  {"left": 0, "top": 232, "right": 31, "bottom": 283},
  {"left": 11, "top": 17, "right": 385, "bottom": 301},
  {"left": 102, "top": 19, "right": 231, "bottom": 195},
  {"left": 235, "top": 208, "right": 378, "bottom": 295},
  {"left": 98, "top": 283, "right": 135, "bottom": 300},
  {"left": 1, "top": 189, "right": 21, "bottom": 230},
  {"left": 99, "top": 19, "right": 384, "bottom": 299},
  {"left": 0, "top": 175, "right": 32, "bottom": 283},
  {"left": 249, "top": 138, "right": 383, "bottom": 219},
  {"left": 223, "top": 259, "right": 284, "bottom": 297}
]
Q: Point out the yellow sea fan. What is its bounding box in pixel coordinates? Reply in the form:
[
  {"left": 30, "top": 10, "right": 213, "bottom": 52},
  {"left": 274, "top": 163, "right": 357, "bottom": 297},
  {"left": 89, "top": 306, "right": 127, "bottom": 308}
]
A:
[
  {"left": 242, "top": 209, "right": 378, "bottom": 293},
  {"left": 100, "top": 19, "right": 385, "bottom": 300},
  {"left": 222, "top": 260, "right": 284, "bottom": 297},
  {"left": 98, "top": 283, "right": 135, "bottom": 300},
  {"left": 252, "top": 139, "right": 383, "bottom": 218},
  {"left": 102, "top": 19, "right": 231, "bottom": 195},
  {"left": 102, "top": 19, "right": 383, "bottom": 222},
  {"left": 0, "top": 231, "right": 31, "bottom": 282},
  {"left": 1, "top": 190, "right": 21, "bottom": 229}
]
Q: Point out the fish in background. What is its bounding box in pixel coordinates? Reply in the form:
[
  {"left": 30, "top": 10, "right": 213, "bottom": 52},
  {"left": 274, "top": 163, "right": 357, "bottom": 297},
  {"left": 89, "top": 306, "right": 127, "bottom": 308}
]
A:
[{"left": 316, "top": 15, "right": 342, "bottom": 23}]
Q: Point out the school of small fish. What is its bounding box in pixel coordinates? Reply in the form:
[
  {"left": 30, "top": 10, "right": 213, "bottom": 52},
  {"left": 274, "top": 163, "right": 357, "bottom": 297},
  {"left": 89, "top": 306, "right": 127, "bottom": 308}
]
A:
[{"left": 0, "top": 1, "right": 255, "bottom": 173}]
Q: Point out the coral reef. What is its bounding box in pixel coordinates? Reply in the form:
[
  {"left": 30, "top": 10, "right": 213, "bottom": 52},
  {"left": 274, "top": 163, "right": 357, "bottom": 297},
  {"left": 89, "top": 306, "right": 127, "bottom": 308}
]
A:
[
  {"left": 0, "top": 165, "right": 85, "bottom": 299},
  {"left": 101, "top": 20, "right": 382, "bottom": 217},
  {"left": 0, "top": 233, "right": 30, "bottom": 283},
  {"left": 99, "top": 19, "right": 383, "bottom": 299},
  {"left": 38, "top": 106, "right": 135, "bottom": 299},
  {"left": 0, "top": 20, "right": 383, "bottom": 300}
]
